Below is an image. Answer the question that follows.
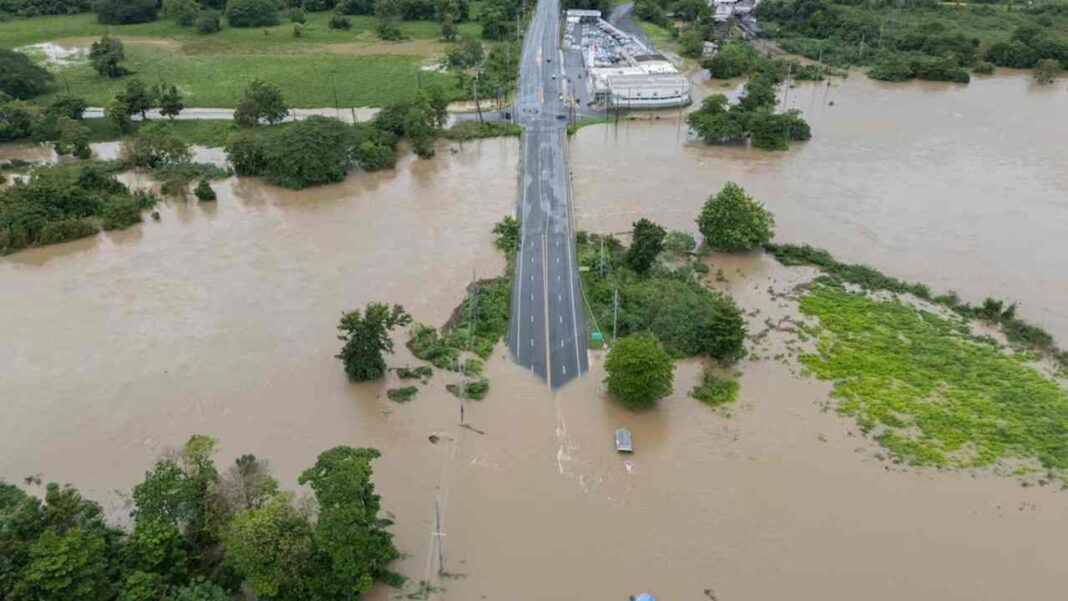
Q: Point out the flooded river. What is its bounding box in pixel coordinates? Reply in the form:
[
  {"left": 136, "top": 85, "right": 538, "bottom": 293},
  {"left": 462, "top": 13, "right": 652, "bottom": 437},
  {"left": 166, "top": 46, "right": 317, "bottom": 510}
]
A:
[
  {"left": 573, "top": 72, "right": 1068, "bottom": 341},
  {"left": 3, "top": 74, "right": 1068, "bottom": 600}
]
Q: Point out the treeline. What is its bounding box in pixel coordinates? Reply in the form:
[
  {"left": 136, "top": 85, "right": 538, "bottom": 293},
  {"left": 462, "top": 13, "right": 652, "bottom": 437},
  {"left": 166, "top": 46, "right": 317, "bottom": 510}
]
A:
[
  {"left": 0, "top": 435, "right": 400, "bottom": 600},
  {"left": 225, "top": 83, "right": 449, "bottom": 188},
  {"left": 0, "top": 161, "right": 157, "bottom": 254},
  {"left": 757, "top": 0, "right": 1068, "bottom": 83},
  {"left": 703, "top": 39, "right": 827, "bottom": 80},
  {"left": 687, "top": 75, "right": 810, "bottom": 151}
]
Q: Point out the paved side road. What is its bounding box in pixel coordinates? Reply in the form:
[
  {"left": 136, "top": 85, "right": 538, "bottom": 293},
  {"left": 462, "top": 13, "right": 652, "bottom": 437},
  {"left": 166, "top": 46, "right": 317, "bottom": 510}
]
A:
[{"left": 507, "top": 0, "right": 589, "bottom": 388}]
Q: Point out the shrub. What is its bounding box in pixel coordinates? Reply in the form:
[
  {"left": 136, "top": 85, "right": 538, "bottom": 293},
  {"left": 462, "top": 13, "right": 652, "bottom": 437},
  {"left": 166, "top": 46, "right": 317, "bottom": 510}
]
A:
[
  {"left": 387, "top": 386, "right": 418, "bottom": 402},
  {"left": 226, "top": 0, "right": 278, "bottom": 28},
  {"left": 697, "top": 182, "right": 775, "bottom": 252},
  {"left": 1033, "top": 58, "right": 1060, "bottom": 84},
  {"left": 197, "top": 10, "right": 222, "bottom": 33},
  {"left": 89, "top": 35, "right": 127, "bottom": 78},
  {"left": 233, "top": 79, "right": 288, "bottom": 127},
  {"left": 262, "top": 117, "right": 354, "bottom": 188},
  {"left": 328, "top": 11, "right": 350, "bottom": 29},
  {"left": 690, "top": 366, "right": 739, "bottom": 408},
  {"left": 0, "top": 49, "right": 53, "bottom": 99},
  {"left": 94, "top": 0, "right": 157, "bottom": 24},
  {"left": 123, "top": 122, "right": 192, "bottom": 168},
  {"left": 604, "top": 332, "right": 674, "bottom": 410},
  {"left": 194, "top": 179, "right": 217, "bottom": 201}
]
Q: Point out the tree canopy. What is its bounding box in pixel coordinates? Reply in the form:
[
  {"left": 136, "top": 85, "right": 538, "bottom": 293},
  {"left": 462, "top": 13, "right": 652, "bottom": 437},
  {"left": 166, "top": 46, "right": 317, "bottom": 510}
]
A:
[
  {"left": 0, "top": 49, "right": 53, "bottom": 100},
  {"left": 625, "top": 218, "right": 666, "bottom": 274},
  {"left": 233, "top": 79, "right": 288, "bottom": 127},
  {"left": 226, "top": 0, "right": 279, "bottom": 27},
  {"left": 697, "top": 182, "right": 775, "bottom": 252},
  {"left": 604, "top": 331, "right": 674, "bottom": 410},
  {"left": 95, "top": 0, "right": 158, "bottom": 24},
  {"left": 336, "top": 302, "right": 412, "bottom": 381}
]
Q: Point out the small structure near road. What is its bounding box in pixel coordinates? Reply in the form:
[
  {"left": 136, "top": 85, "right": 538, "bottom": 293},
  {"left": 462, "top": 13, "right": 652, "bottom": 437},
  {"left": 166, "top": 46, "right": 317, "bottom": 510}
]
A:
[{"left": 615, "top": 428, "right": 634, "bottom": 453}]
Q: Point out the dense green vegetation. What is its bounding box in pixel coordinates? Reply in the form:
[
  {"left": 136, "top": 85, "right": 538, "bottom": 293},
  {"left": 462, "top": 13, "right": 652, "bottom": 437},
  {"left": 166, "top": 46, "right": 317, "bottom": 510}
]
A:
[
  {"left": 336, "top": 302, "right": 413, "bottom": 381},
  {"left": 387, "top": 385, "right": 419, "bottom": 401},
  {"left": 799, "top": 283, "right": 1068, "bottom": 480},
  {"left": 697, "top": 182, "right": 775, "bottom": 251},
  {"left": 0, "top": 161, "right": 157, "bottom": 254},
  {"left": 605, "top": 331, "right": 675, "bottom": 409},
  {"left": 757, "top": 0, "right": 1068, "bottom": 82},
  {"left": 690, "top": 365, "right": 739, "bottom": 408},
  {"left": 702, "top": 39, "right": 828, "bottom": 80},
  {"left": 0, "top": 435, "right": 400, "bottom": 600},
  {"left": 579, "top": 225, "right": 746, "bottom": 361},
  {"left": 687, "top": 76, "right": 810, "bottom": 151},
  {"left": 765, "top": 242, "right": 1067, "bottom": 368}
]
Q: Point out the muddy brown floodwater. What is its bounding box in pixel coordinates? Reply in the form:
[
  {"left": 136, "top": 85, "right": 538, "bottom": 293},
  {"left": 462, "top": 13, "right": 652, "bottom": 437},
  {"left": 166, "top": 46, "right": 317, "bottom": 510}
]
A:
[
  {"left": 2, "top": 75, "right": 1068, "bottom": 600},
  {"left": 573, "top": 72, "right": 1068, "bottom": 342}
]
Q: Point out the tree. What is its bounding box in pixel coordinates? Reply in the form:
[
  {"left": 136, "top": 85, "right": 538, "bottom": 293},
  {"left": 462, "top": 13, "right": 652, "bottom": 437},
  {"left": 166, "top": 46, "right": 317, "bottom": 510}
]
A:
[
  {"left": 0, "top": 49, "right": 53, "bottom": 99},
  {"left": 219, "top": 454, "right": 278, "bottom": 513},
  {"left": 52, "top": 117, "right": 92, "bottom": 158},
  {"left": 329, "top": 10, "right": 351, "bottom": 29},
  {"left": 226, "top": 0, "right": 279, "bottom": 27},
  {"left": 1033, "top": 58, "right": 1060, "bottom": 84},
  {"left": 679, "top": 28, "right": 705, "bottom": 59},
  {"left": 89, "top": 35, "right": 127, "bottom": 78},
  {"left": 224, "top": 132, "right": 268, "bottom": 175},
  {"left": 404, "top": 91, "right": 438, "bottom": 159},
  {"left": 156, "top": 83, "right": 185, "bottom": 119},
  {"left": 22, "top": 527, "right": 110, "bottom": 599},
  {"left": 736, "top": 75, "right": 776, "bottom": 112},
  {"left": 163, "top": 0, "right": 199, "bottom": 26},
  {"left": 223, "top": 493, "right": 312, "bottom": 598},
  {"left": 124, "top": 122, "right": 191, "bottom": 168},
  {"left": 105, "top": 98, "right": 133, "bottom": 132},
  {"left": 261, "top": 116, "right": 356, "bottom": 188},
  {"left": 95, "top": 0, "right": 158, "bottom": 24},
  {"left": 703, "top": 40, "right": 758, "bottom": 79},
  {"left": 441, "top": 15, "right": 456, "bottom": 41},
  {"left": 46, "top": 94, "right": 88, "bottom": 120},
  {"left": 233, "top": 79, "right": 288, "bottom": 127},
  {"left": 117, "top": 78, "right": 156, "bottom": 120},
  {"left": 170, "top": 579, "right": 230, "bottom": 601},
  {"left": 119, "top": 570, "right": 165, "bottom": 601},
  {"left": 124, "top": 518, "right": 190, "bottom": 586},
  {"left": 194, "top": 179, "right": 216, "bottom": 201},
  {"left": 604, "top": 331, "right": 674, "bottom": 410},
  {"left": 298, "top": 447, "right": 399, "bottom": 595},
  {"left": 197, "top": 10, "right": 222, "bottom": 34},
  {"left": 626, "top": 218, "right": 666, "bottom": 274},
  {"left": 336, "top": 303, "right": 412, "bottom": 381},
  {"left": 374, "top": 0, "right": 403, "bottom": 40},
  {"left": 446, "top": 34, "right": 483, "bottom": 69},
  {"left": 697, "top": 182, "right": 775, "bottom": 252}
]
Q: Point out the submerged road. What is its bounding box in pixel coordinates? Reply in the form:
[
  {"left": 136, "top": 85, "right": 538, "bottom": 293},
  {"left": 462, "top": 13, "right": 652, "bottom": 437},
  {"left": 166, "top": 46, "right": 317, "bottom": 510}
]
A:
[{"left": 507, "top": 0, "right": 589, "bottom": 388}]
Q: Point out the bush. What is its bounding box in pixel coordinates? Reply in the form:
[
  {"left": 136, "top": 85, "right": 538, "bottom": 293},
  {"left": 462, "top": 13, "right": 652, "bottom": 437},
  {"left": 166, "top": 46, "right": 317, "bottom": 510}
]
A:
[
  {"left": 703, "top": 41, "right": 760, "bottom": 79},
  {"left": 89, "top": 35, "right": 126, "bottom": 78},
  {"left": 690, "top": 366, "right": 739, "bottom": 408},
  {"left": 163, "top": 0, "right": 199, "bottom": 26},
  {"left": 972, "top": 61, "right": 995, "bottom": 75},
  {"left": 387, "top": 386, "right": 418, "bottom": 402},
  {"left": 0, "top": 49, "right": 53, "bottom": 99},
  {"left": 328, "top": 11, "right": 351, "bottom": 29},
  {"left": 233, "top": 79, "right": 288, "bottom": 127},
  {"left": 123, "top": 122, "right": 192, "bottom": 169},
  {"left": 194, "top": 179, "right": 217, "bottom": 201},
  {"left": 226, "top": 0, "right": 278, "bottom": 27},
  {"left": 94, "top": 0, "right": 157, "bottom": 24},
  {"left": 604, "top": 332, "right": 674, "bottom": 410},
  {"left": 261, "top": 117, "right": 354, "bottom": 188},
  {"left": 197, "top": 10, "right": 222, "bottom": 33},
  {"left": 697, "top": 182, "right": 775, "bottom": 252},
  {"left": 1034, "top": 58, "right": 1060, "bottom": 84},
  {"left": 0, "top": 100, "right": 37, "bottom": 141}
]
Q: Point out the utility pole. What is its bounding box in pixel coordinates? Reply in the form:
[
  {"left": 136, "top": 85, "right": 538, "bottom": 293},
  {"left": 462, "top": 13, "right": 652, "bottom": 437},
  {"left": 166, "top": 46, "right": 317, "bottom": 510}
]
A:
[
  {"left": 612, "top": 287, "right": 619, "bottom": 342},
  {"left": 599, "top": 237, "right": 606, "bottom": 277},
  {"left": 473, "top": 73, "right": 484, "bottom": 123},
  {"left": 781, "top": 62, "right": 792, "bottom": 111},
  {"left": 434, "top": 501, "right": 445, "bottom": 576}
]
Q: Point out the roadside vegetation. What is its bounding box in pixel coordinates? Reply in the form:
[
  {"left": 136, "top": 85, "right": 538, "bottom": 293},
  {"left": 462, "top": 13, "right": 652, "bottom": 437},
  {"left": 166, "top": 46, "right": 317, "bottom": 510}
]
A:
[
  {"left": 757, "top": 0, "right": 1068, "bottom": 83},
  {"left": 0, "top": 435, "right": 401, "bottom": 600}
]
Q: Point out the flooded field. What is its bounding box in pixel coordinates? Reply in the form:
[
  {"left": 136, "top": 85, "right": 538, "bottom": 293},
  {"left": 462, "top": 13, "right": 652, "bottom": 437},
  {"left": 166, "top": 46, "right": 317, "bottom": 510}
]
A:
[
  {"left": 572, "top": 72, "right": 1068, "bottom": 341},
  {"left": 3, "top": 74, "right": 1068, "bottom": 600}
]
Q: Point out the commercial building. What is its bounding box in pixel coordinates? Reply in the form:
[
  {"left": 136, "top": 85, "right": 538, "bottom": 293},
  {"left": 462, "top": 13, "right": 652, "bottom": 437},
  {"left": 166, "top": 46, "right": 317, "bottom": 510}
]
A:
[{"left": 564, "top": 10, "right": 690, "bottom": 109}]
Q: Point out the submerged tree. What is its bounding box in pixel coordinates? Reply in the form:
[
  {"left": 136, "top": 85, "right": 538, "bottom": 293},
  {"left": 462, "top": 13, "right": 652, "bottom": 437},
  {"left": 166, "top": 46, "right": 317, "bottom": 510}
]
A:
[
  {"left": 697, "top": 182, "right": 775, "bottom": 252},
  {"left": 336, "top": 303, "right": 412, "bottom": 381},
  {"left": 625, "top": 218, "right": 666, "bottom": 274},
  {"left": 604, "top": 331, "right": 674, "bottom": 410}
]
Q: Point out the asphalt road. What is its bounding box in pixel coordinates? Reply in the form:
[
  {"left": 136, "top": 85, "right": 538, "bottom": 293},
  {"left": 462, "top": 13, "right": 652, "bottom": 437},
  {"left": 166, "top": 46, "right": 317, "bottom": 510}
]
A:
[{"left": 507, "top": 0, "right": 589, "bottom": 388}]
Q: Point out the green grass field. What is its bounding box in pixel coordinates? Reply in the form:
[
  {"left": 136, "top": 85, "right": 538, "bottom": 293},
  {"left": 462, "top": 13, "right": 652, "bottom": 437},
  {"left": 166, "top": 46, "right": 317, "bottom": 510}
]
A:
[{"left": 2, "top": 13, "right": 481, "bottom": 107}]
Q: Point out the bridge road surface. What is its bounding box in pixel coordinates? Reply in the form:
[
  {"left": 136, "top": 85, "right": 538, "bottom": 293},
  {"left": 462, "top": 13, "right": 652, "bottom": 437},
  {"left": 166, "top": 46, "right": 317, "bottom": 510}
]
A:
[{"left": 507, "top": 0, "right": 589, "bottom": 388}]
